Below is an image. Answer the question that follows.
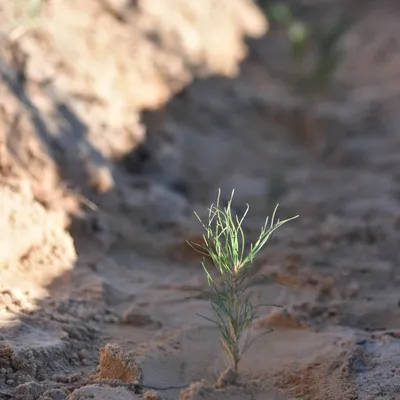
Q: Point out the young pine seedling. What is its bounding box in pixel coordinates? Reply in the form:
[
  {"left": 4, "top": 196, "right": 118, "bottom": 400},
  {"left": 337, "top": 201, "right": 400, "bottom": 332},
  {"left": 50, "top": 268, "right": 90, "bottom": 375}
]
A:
[{"left": 188, "top": 190, "right": 298, "bottom": 382}]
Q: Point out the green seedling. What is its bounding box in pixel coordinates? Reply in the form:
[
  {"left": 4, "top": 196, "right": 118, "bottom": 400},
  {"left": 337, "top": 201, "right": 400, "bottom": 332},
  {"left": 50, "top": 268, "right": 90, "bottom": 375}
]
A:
[
  {"left": 307, "top": 12, "right": 353, "bottom": 93},
  {"left": 263, "top": 2, "right": 354, "bottom": 96},
  {"left": 188, "top": 190, "right": 298, "bottom": 379}
]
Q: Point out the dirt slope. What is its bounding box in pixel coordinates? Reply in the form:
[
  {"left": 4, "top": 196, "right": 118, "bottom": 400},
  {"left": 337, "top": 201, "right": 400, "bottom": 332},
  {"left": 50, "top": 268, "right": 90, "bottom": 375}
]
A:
[{"left": 0, "top": 1, "right": 400, "bottom": 399}]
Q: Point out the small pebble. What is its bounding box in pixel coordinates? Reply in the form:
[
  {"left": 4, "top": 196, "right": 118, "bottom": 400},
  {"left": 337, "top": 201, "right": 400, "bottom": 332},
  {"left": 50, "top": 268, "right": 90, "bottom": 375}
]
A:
[
  {"left": 78, "top": 349, "right": 90, "bottom": 361},
  {"left": 122, "top": 307, "right": 155, "bottom": 326},
  {"left": 42, "top": 389, "right": 67, "bottom": 400},
  {"left": 104, "top": 315, "right": 119, "bottom": 324},
  {"left": 144, "top": 390, "right": 163, "bottom": 400},
  {"left": 51, "top": 374, "right": 67, "bottom": 383},
  {"left": 318, "top": 276, "right": 335, "bottom": 296},
  {"left": 344, "top": 282, "right": 360, "bottom": 298},
  {"left": 69, "top": 373, "right": 83, "bottom": 383}
]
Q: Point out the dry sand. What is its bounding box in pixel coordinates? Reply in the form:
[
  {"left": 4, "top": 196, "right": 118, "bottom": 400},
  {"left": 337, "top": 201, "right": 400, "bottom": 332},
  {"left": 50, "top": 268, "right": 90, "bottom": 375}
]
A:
[{"left": 0, "top": 0, "right": 399, "bottom": 399}]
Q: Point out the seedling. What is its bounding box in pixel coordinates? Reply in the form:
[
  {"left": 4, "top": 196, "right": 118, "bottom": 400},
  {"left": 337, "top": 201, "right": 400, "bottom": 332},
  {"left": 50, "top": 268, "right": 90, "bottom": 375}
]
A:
[
  {"left": 264, "top": 2, "right": 354, "bottom": 95},
  {"left": 188, "top": 190, "right": 298, "bottom": 380}
]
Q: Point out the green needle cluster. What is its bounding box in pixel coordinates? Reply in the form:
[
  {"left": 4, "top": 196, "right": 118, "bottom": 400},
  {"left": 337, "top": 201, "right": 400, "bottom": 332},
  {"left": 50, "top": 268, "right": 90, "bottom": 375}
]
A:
[{"left": 189, "top": 190, "right": 298, "bottom": 377}]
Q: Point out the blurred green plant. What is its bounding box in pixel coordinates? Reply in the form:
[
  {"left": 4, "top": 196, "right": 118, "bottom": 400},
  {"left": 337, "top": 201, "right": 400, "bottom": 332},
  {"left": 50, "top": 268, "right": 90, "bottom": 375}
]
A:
[
  {"left": 267, "top": 2, "right": 310, "bottom": 59},
  {"left": 302, "top": 12, "right": 353, "bottom": 94},
  {"left": 188, "top": 190, "right": 298, "bottom": 380},
  {"left": 264, "top": 2, "right": 354, "bottom": 95}
]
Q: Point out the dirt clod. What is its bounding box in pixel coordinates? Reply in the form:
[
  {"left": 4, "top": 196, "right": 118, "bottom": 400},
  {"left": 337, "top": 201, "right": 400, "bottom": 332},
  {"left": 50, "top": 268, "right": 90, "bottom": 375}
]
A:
[
  {"left": 14, "top": 381, "right": 44, "bottom": 400},
  {"left": 41, "top": 388, "right": 68, "bottom": 400},
  {"left": 144, "top": 390, "right": 163, "bottom": 400},
  {"left": 1, "top": 1, "right": 400, "bottom": 400},
  {"left": 67, "top": 384, "right": 140, "bottom": 400},
  {"left": 215, "top": 367, "right": 238, "bottom": 388},
  {"left": 122, "top": 306, "right": 161, "bottom": 328},
  {"left": 98, "top": 344, "right": 143, "bottom": 385}
]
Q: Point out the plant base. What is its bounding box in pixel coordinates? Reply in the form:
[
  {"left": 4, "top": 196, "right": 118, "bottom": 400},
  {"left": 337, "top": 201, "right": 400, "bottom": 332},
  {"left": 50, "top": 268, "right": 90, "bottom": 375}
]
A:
[{"left": 215, "top": 367, "right": 238, "bottom": 388}]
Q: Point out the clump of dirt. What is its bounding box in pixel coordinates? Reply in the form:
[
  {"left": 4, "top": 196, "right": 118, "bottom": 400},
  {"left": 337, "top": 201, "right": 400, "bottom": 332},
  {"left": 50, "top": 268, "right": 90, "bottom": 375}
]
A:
[
  {"left": 0, "top": 184, "right": 76, "bottom": 317},
  {"left": 8, "top": 341, "right": 162, "bottom": 399},
  {"left": 98, "top": 343, "right": 143, "bottom": 385},
  {"left": 0, "top": 185, "right": 73, "bottom": 270},
  {"left": 67, "top": 385, "right": 139, "bottom": 400},
  {"left": 143, "top": 390, "right": 163, "bottom": 400},
  {"left": 1, "top": 0, "right": 400, "bottom": 399}
]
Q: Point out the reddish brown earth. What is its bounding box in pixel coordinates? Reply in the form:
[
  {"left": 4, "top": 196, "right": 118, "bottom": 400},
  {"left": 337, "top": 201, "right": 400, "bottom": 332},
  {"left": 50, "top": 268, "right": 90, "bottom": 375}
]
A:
[{"left": 0, "top": 1, "right": 399, "bottom": 399}]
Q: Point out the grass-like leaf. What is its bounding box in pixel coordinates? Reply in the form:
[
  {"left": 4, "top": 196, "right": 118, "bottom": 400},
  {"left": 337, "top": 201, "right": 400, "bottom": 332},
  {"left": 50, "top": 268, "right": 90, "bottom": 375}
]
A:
[{"left": 188, "top": 189, "right": 298, "bottom": 377}]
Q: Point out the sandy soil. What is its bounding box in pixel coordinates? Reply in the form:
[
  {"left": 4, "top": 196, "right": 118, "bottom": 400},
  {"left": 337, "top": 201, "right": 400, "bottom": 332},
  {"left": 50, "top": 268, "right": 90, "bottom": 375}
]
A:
[{"left": 0, "top": 0, "right": 400, "bottom": 399}]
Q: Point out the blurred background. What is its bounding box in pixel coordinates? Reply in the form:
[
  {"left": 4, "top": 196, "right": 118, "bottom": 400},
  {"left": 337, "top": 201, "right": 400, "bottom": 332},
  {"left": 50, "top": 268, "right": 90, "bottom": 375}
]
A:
[
  {"left": 0, "top": 1, "right": 400, "bottom": 399},
  {"left": 1, "top": 0, "right": 399, "bottom": 220}
]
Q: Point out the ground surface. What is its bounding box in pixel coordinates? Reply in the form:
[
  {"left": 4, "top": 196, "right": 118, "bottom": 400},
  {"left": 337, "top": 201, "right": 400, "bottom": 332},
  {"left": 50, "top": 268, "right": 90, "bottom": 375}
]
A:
[{"left": 0, "top": 0, "right": 399, "bottom": 399}]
